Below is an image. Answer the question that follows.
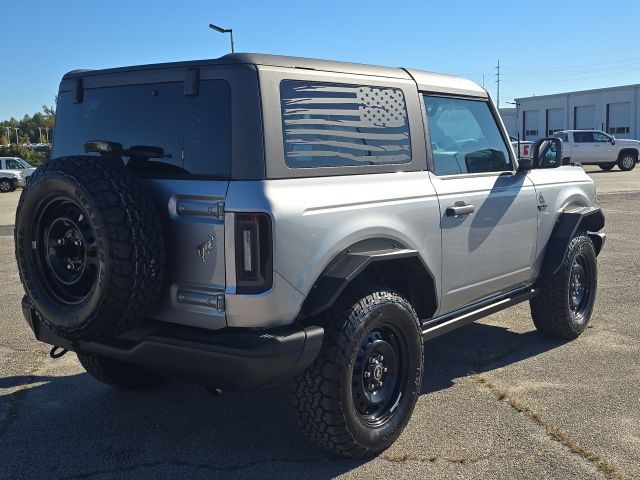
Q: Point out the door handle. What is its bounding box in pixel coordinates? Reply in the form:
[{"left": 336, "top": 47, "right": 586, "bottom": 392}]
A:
[{"left": 446, "top": 203, "right": 475, "bottom": 216}]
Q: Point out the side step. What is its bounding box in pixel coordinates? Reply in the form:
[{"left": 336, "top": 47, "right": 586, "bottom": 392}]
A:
[{"left": 421, "top": 288, "right": 536, "bottom": 342}]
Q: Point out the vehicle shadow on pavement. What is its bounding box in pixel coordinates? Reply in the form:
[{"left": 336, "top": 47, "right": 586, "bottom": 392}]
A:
[
  {"left": 423, "top": 322, "right": 567, "bottom": 394},
  {"left": 0, "top": 322, "right": 566, "bottom": 479}
]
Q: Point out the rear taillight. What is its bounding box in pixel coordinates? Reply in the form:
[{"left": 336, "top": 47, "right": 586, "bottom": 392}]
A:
[{"left": 235, "top": 213, "right": 273, "bottom": 294}]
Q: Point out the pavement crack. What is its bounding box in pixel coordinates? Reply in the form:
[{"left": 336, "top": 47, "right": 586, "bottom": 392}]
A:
[
  {"left": 472, "top": 374, "right": 631, "bottom": 480},
  {"left": 381, "top": 452, "right": 491, "bottom": 465}
]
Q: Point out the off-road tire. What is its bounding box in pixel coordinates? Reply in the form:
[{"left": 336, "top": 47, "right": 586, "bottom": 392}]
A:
[
  {"left": 598, "top": 163, "right": 615, "bottom": 171},
  {"left": 292, "top": 288, "right": 423, "bottom": 458},
  {"left": 15, "top": 156, "right": 165, "bottom": 342},
  {"left": 617, "top": 153, "right": 637, "bottom": 171},
  {"left": 77, "top": 352, "right": 164, "bottom": 390},
  {"left": 530, "top": 232, "right": 597, "bottom": 339},
  {"left": 0, "top": 178, "right": 13, "bottom": 193}
]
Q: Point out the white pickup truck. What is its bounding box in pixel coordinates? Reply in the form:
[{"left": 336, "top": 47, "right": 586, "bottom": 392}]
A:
[{"left": 554, "top": 130, "right": 638, "bottom": 171}]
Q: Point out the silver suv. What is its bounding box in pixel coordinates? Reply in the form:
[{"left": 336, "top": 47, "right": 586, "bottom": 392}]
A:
[{"left": 15, "top": 53, "right": 605, "bottom": 458}]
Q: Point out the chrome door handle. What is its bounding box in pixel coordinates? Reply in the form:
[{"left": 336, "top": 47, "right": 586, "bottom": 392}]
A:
[{"left": 446, "top": 203, "right": 475, "bottom": 216}]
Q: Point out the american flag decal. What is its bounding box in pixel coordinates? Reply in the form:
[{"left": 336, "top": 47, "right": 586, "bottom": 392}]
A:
[{"left": 280, "top": 81, "right": 411, "bottom": 167}]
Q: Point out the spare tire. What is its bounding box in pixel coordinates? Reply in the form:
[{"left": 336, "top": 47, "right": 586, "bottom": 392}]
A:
[{"left": 15, "top": 156, "right": 165, "bottom": 341}]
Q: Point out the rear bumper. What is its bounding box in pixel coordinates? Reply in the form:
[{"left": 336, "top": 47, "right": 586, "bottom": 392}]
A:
[{"left": 22, "top": 296, "right": 323, "bottom": 391}]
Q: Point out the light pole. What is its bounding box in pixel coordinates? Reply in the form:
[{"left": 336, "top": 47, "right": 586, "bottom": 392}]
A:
[
  {"left": 506, "top": 100, "right": 520, "bottom": 138},
  {"left": 14, "top": 128, "right": 19, "bottom": 145},
  {"left": 209, "top": 23, "right": 234, "bottom": 53},
  {"left": 38, "top": 127, "right": 43, "bottom": 143},
  {"left": 4, "top": 127, "right": 9, "bottom": 145}
]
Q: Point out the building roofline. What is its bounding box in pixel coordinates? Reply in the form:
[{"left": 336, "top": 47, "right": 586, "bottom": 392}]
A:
[{"left": 515, "top": 82, "right": 640, "bottom": 102}]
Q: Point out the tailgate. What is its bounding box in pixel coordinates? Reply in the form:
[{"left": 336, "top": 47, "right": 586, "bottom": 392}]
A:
[{"left": 144, "top": 178, "right": 229, "bottom": 330}]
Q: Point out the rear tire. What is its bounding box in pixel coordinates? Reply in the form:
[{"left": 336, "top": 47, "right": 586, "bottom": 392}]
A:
[
  {"left": 618, "top": 153, "right": 636, "bottom": 171},
  {"left": 292, "top": 288, "right": 423, "bottom": 458},
  {"left": 598, "top": 163, "right": 615, "bottom": 171},
  {"left": 77, "top": 352, "right": 164, "bottom": 390},
  {"left": 530, "top": 232, "right": 597, "bottom": 339}
]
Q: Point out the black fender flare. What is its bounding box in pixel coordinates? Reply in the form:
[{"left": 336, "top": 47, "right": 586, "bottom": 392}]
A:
[
  {"left": 300, "top": 238, "right": 435, "bottom": 319},
  {"left": 541, "top": 207, "right": 605, "bottom": 276}
]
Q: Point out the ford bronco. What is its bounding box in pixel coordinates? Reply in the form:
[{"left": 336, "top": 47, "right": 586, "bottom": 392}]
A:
[{"left": 15, "top": 53, "right": 605, "bottom": 458}]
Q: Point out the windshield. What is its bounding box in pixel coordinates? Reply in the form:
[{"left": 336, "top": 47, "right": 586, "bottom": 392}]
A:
[
  {"left": 17, "top": 159, "right": 33, "bottom": 168},
  {"left": 53, "top": 80, "right": 231, "bottom": 177}
]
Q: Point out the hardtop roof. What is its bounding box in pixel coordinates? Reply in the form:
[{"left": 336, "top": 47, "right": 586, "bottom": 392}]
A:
[{"left": 62, "top": 52, "right": 488, "bottom": 98}]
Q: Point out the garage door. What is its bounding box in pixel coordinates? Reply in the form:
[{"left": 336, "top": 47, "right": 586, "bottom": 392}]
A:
[
  {"left": 574, "top": 105, "right": 595, "bottom": 130},
  {"left": 523, "top": 110, "right": 539, "bottom": 140},
  {"left": 546, "top": 108, "right": 564, "bottom": 135},
  {"left": 607, "top": 102, "right": 631, "bottom": 138}
]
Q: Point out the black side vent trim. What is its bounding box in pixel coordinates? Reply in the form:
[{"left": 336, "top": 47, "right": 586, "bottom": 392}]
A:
[
  {"left": 72, "top": 78, "right": 84, "bottom": 104},
  {"left": 184, "top": 68, "right": 200, "bottom": 96}
]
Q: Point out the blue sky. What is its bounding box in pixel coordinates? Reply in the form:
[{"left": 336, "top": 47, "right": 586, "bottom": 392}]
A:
[{"left": 2, "top": 0, "right": 640, "bottom": 119}]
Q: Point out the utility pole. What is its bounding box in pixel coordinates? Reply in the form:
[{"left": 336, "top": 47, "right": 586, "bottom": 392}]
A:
[
  {"left": 4, "top": 127, "right": 9, "bottom": 145},
  {"left": 495, "top": 60, "right": 500, "bottom": 109},
  {"left": 38, "top": 127, "right": 43, "bottom": 143},
  {"left": 14, "top": 128, "right": 19, "bottom": 145}
]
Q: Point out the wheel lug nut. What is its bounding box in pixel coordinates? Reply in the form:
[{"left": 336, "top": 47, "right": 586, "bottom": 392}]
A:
[
  {"left": 379, "top": 355, "right": 383, "bottom": 362},
  {"left": 67, "top": 263, "right": 73, "bottom": 270},
  {"left": 364, "top": 372, "right": 371, "bottom": 378},
  {"left": 383, "top": 367, "right": 388, "bottom": 373},
  {"left": 57, "top": 238, "right": 64, "bottom": 245},
  {"left": 368, "top": 384, "right": 375, "bottom": 391}
]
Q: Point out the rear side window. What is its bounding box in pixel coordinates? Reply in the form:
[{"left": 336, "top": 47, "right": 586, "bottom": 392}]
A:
[
  {"left": 573, "top": 131, "right": 594, "bottom": 143},
  {"left": 53, "top": 80, "right": 231, "bottom": 177},
  {"left": 280, "top": 80, "right": 411, "bottom": 168},
  {"left": 424, "top": 95, "right": 512, "bottom": 176}
]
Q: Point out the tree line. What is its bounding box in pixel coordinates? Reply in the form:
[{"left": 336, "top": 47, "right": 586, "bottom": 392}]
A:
[{"left": 0, "top": 104, "right": 56, "bottom": 166}]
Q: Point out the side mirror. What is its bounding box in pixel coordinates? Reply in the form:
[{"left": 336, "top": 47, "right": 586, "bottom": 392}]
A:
[
  {"left": 610, "top": 136, "right": 616, "bottom": 145},
  {"left": 532, "top": 137, "right": 563, "bottom": 168},
  {"left": 517, "top": 158, "right": 533, "bottom": 172}
]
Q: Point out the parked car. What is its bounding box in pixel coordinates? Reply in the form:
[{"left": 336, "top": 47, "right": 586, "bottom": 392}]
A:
[
  {"left": 0, "top": 157, "right": 37, "bottom": 177},
  {"left": 0, "top": 168, "right": 24, "bottom": 192},
  {"left": 15, "top": 53, "right": 605, "bottom": 458},
  {"left": 554, "top": 130, "right": 638, "bottom": 171}
]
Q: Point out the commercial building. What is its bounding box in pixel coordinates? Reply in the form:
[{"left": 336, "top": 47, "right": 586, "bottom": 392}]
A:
[{"left": 499, "top": 84, "right": 640, "bottom": 141}]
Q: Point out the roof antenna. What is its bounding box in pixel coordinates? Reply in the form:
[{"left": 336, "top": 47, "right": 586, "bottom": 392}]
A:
[{"left": 209, "top": 23, "right": 235, "bottom": 53}]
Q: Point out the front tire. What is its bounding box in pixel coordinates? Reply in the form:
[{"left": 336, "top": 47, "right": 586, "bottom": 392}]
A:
[
  {"left": 530, "top": 232, "right": 597, "bottom": 339},
  {"left": 618, "top": 153, "right": 636, "bottom": 171},
  {"left": 598, "top": 163, "right": 615, "bottom": 171},
  {"left": 292, "top": 288, "right": 423, "bottom": 458},
  {"left": 0, "top": 179, "right": 13, "bottom": 193},
  {"left": 77, "top": 353, "right": 164, "bottom": 390}
]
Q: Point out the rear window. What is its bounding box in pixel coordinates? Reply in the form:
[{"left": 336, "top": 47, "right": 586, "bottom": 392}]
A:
[
  {"left": 53, "top": 80, "right": 231, "bottom": 176},
  {"left": 280, "top": 80, "right": 411, "bottom": 168}
]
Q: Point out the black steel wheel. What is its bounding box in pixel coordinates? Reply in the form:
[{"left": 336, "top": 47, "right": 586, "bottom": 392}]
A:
[
  {"left": 530, "top": 232, "right": 598, "bottom": 339},
  {"left": 292, "top": 288, "right": 423, "bottom": 458},
  {"left": 15, "top": 156, "right": 165, "bottom": 341},
  {"left": 33, "top": 196, "right": 99, "bottom": 307},
  {"left": 0, "top": 178, "right": 13, "bottom": 193}
]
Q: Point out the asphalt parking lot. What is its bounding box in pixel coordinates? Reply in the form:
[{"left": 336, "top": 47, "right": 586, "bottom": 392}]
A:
[{"left": 1, "top": 166, "right": 638, "bottom": 480}]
